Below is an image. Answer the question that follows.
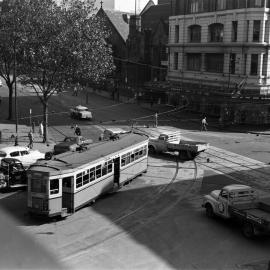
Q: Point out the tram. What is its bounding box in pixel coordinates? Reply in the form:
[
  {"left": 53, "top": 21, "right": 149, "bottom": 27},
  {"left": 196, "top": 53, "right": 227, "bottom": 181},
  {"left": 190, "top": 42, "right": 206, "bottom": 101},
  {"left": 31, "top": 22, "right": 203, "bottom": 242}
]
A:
[{"left": 27, "top": 133, "right": 149, "bottom": 217}]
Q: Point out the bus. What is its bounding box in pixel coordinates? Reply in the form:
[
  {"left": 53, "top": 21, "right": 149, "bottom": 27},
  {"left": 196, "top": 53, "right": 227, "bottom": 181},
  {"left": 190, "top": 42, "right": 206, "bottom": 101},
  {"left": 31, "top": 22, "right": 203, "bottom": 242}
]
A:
[{"left": 27, "top": 133, "right": 149, "bottom": 217}]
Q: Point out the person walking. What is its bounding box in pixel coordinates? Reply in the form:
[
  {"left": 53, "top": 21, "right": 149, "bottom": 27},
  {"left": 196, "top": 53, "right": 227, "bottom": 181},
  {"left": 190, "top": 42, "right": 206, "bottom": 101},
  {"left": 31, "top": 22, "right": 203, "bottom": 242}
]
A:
[
  {"left": 201, "top": 117, "right": 208, "bottom": 131},
  {"left": 74, "top": 125, "right": 81, "bottom": 136},
  {"left": 28, "top": 131, "right": 34, "bottom": 149}
]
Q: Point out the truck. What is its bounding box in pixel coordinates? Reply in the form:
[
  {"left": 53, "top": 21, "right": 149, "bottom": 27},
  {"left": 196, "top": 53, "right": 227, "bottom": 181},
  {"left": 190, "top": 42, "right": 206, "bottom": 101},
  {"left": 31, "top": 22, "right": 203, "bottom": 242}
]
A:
[
  {"left": 202, "top": 184, "right": 270, "bottom": 238},
  {"left": 0, "top": 158, "right": 27, "bottom": 189},
  {"left": 135, "top": 127, "right": 209, "bottom": 159}
]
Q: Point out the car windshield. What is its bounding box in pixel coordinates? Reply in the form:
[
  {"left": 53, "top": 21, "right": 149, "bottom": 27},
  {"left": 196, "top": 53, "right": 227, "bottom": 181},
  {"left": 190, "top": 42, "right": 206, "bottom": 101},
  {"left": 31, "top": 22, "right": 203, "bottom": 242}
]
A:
[
  {"left": 0, "top": 151, "right": 7, "bottom": 157},
  {"left": 64, "top": 137, "right": 76, "bottom": 142}
]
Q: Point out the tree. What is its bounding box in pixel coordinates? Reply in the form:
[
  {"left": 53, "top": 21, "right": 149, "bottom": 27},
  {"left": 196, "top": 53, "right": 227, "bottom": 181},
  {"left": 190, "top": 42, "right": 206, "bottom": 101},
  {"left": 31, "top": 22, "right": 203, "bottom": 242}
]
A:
[
  {"left": 0, "top": 0, "right": 28, "bottom": 120},
  {"left": 21, "top": 0, "right": 115, "bottom": 142}
]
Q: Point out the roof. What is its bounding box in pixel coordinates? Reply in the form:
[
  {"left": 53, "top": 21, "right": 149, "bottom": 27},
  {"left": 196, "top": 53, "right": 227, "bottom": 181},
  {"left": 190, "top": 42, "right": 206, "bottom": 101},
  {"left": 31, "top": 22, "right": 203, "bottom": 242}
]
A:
[
  {"left": 101, "top": 9, "right": 131, "bottom": 41},
  {"left": 223, "top": 185, "right": 252, "bottom": 192},
  {"left": 29, "top": 133, "right": 148, "bottom": 175},
  {"left": 0, "top": 146, "right": 28, "bottom": 153},
  {"left": 140, "top": 0, "right": 155, "bottom": 16}
]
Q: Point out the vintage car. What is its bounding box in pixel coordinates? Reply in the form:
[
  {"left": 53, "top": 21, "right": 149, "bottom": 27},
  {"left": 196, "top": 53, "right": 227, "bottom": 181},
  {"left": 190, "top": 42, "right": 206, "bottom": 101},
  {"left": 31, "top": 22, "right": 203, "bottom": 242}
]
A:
[
  {"left": 0, "top": 158, "right": 27, "bottom": 189},
  {"left": 70, "top": 105, "right": 92, "bottom": 120},
  {"left": 0, "top": 146, "right": 45, "bottom": 167}
]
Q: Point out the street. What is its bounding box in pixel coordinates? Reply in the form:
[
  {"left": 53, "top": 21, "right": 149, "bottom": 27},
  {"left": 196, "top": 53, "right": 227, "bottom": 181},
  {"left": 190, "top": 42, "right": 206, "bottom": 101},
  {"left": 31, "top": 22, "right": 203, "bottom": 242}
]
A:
[{"left": 0, "top": 87, "right": 270, "bottom": 269}]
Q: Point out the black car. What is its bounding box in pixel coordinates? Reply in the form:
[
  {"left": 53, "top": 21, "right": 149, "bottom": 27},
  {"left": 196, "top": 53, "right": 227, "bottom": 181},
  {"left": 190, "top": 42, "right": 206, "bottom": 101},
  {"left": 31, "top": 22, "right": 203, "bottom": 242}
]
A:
[{"left": 0, "top": 158, "right": 27, "bottom": 189}]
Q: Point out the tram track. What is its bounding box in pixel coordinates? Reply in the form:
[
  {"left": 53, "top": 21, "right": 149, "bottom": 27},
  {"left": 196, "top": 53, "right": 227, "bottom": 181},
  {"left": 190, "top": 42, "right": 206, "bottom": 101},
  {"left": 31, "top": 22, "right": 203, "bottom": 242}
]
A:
[
  {"left": 196, "top": 146, "right": 270, "bottom": 190},
  {"left": 60, "top": 158, "right": 199, "bottom": 262}
]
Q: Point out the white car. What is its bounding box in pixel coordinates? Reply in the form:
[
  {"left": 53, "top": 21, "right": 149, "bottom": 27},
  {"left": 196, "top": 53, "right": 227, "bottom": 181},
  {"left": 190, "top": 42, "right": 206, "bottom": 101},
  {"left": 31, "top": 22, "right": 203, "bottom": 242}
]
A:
[
  {"left": 0, "top": 146, "right": 45, "bottom": 167},
  {"left": 70, "top": 105, "right": 92, "bottom": 120}
]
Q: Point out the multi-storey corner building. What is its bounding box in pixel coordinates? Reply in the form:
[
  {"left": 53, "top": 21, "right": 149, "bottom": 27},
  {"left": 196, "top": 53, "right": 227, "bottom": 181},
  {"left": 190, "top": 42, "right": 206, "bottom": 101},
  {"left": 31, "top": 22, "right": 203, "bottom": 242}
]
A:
[{"left": 167, "top": 0, "right": 270, "bottom": 124}]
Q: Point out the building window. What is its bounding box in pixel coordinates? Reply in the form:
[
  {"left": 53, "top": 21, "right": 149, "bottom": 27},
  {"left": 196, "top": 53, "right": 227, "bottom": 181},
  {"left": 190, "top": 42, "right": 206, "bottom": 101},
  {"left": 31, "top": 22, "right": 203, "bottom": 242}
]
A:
[
  {"left": 174, "top": 52, "right": 178, "bottom": 70},
  {"left": 217, "top": 0, "right": 226, "bottom": 10},
  {"left": 232, "top": 21, "right": 238, "bottom": 42},
  {"left": 187, "top": 54, "right": 201, "bottom": 71},
  {"left": 209, "top": 23, "right": 224, "bottom": 42},
  {"left": 262, "top": 54, "right": 267, "bottom": 76},
  {"left": 250, "top": 54, "right": 258, "bottom": 75},
  {"left": 175, "top": 25, "right": 179, "bottom": 43},
  {"left": 205, "top": 53, "right": 224, "bottom": 73},
  {"left": 189, "top": 0, "right": 199, "bottom": 13},
  {"left": 230, "top": 54, "right": 236, "bottom": 74},
  {"left": 253, "top": 20, "right": 261, "bottom": 42},
  {"left": 255, "top": 0, "right": 262, "bottom": 7},
  {"left": 208, "top": 0, "right": 216, "bottom": 11},
  {"left": 189, "top": 25, "right": 201, "bottom": 42}
]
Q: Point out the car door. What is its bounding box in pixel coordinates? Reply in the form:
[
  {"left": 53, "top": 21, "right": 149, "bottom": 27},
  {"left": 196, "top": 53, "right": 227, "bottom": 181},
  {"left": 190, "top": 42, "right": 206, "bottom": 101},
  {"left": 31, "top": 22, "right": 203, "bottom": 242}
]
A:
[
  {"left": 20, "top": 150, "right": 31, "bottom": 166},
  {"left": 217, "top": 189, "right": 229, "bottom": 218}
]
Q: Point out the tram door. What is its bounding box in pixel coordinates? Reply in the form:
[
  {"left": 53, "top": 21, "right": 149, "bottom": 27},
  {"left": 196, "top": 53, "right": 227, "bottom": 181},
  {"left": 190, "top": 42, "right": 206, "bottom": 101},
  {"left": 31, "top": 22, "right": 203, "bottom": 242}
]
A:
[
  {"left": 113, "top": 157, "right": 120, "bottom": 187},
  {"left": 62, "top": 176, "right": 74, "bottom": 213}
]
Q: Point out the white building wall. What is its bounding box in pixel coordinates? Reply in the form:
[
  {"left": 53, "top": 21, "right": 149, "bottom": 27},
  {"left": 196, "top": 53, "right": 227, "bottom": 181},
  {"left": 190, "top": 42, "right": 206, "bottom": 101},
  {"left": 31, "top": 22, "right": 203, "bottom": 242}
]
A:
[{"left": 168, "top": 8, "right": 270, "bottom": 95}]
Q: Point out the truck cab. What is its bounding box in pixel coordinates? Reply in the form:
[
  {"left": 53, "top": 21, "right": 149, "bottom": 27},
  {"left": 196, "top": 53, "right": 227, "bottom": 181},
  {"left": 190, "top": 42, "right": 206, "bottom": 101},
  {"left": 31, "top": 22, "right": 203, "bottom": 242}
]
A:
[{"left": 202, "top": 184, "right": 257, "bottom": 218}]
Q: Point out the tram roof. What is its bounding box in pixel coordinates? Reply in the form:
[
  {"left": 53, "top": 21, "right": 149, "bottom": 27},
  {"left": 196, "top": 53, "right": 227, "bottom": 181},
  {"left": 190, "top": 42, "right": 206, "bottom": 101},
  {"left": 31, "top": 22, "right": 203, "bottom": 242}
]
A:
[{"left": 29, "top": 133, "right": 148, "bottom": 175}]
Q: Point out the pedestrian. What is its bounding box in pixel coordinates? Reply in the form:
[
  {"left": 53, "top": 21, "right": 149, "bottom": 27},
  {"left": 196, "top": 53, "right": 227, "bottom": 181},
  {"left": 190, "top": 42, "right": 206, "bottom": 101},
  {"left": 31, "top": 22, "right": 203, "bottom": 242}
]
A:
[
  {"left": 39, "top": 121, "right": 44, "bottom": 138},
  {"left": 74, "top": 125, "right": 81, "bottom": 136},
  {"left": 201, "top": 117, "right": 208, "bottom": 131},
  {"left": 28, "top": 130, "right": 34, "bottom": 149}
]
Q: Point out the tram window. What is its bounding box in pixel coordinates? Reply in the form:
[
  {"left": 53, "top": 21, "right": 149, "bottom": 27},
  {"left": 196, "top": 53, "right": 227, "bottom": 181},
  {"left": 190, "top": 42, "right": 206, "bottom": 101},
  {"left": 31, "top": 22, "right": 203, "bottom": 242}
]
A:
[
  {"left": 121, "top": 155, "right": 126, "bottom": 167},
  {"left": 76, "top": 172, "right": 83, "bottom": 188},
  {"left": 63, "top": 176, "right": 72, "bottom": 188},
  {"left": 50, "top": 179, "right": 59, "bottom": 195},
  {"left": 108, "top": 161, "right": 113, "bottom": 173},
  {"left": 126, "top": 153, "right": 130, "bottom": 164},
  {"left": 102, "top": 163, "right": 107, "bottom": 176},
  {"left": 31, "top": 179, "right": 46, "bottom": 193},
  {"left": 90, "top": 168, "right": 95, "bottom": 181},
  {"left": 130, "top": 153, "right": 135, "bottom": 162},
  {"left": 83, "top": 172, "right": 90, "bottom": 185},
  {"left": 135, "top": 151, "right": 139, "bottom": 160},
  {"left": 143, "top": 146, "right": 147, "bottom": 155},
  {"left": 139, "top": 148, "right": 143, "bottom": 157},
  {"left": 96, "top": 165, "right": 101, "bottom": 179}
]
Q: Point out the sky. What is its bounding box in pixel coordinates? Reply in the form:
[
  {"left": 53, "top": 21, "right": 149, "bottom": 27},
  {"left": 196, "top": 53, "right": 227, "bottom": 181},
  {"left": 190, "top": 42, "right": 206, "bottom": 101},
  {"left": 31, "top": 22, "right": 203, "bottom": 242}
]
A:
[{"left": 115, "top": 0, "right": 158, "bottom": 13}]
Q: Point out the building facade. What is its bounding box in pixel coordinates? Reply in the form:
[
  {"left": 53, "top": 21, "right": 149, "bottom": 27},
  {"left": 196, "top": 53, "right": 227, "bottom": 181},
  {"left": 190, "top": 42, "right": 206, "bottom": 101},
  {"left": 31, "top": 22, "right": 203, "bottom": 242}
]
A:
[{"left": 166, "top": 0, "right": 270, "bottom": 124}]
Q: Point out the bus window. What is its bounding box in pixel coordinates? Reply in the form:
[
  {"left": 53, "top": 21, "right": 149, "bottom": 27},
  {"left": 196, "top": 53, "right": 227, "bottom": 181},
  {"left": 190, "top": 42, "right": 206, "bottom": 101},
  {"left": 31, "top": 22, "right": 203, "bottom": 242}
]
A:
[
  {"left": 50, "top": 179, "right": 59, "bottom": 195},
  {"left": 63, "top": 176, "right": 72, "bottom": 188},
  {"left": 90, "top": 168, "right": 95, "bottom": 181},
  {"left": 76, "top": 173, "right": 83, "bottom": 188},
  {"left": 96, "top": 165, "right": 101, "bottom": 179}
]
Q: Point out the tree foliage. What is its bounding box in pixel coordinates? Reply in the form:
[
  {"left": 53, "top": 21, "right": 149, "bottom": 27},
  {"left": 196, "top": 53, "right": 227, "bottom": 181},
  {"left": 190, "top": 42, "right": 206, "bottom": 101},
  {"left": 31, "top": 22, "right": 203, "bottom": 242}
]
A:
[{"left": 18, "top": 0, "right": 115, "bottom": 141}]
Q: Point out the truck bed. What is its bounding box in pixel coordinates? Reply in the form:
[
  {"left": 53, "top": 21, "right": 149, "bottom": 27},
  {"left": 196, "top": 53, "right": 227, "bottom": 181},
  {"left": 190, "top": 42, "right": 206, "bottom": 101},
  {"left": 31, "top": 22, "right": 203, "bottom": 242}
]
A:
[
  {"left": 230, "top": 199, "right": 270, "bottom": 225},
  {"left": 167, "top": 140, "right": 209, "bottom": 153}
]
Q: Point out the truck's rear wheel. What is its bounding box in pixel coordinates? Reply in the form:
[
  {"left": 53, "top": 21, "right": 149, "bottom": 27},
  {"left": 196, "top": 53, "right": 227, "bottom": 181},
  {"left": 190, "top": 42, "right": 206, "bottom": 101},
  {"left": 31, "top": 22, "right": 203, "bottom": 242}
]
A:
[
  {"left": 205, "top": 204, "right": 214, "bottom": 218},
  {"left": 242, "top": 222, "right": 255, "bottom": 238},
  {"left": 148, "top": 145, "right": 156, "bottom": 155}
]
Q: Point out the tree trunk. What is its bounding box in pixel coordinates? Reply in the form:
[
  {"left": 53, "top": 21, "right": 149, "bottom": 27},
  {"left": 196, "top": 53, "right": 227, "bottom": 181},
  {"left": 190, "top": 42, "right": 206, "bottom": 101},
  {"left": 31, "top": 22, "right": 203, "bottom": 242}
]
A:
[
  {"left": 42, "top": 100, "right": 48, "bottom": 143},
  {"left": 7, "top": 84, "right": 13, "bottom": 120}
]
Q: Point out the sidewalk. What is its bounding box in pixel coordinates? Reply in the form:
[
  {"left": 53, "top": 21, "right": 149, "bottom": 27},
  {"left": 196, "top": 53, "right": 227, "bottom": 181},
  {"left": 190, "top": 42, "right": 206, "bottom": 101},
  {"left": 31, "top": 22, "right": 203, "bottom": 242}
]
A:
[{"left": 0, "top": 123, "right": 55, "bottom": 153}]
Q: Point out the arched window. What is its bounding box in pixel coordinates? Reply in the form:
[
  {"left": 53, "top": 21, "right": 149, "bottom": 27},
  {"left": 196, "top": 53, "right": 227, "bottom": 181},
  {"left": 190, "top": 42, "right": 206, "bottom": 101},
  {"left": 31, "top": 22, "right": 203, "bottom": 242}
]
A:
[
  {"left": 209, "top": 23, "right": 224, "bottom": 42},
  {"left": 189, "top": 25, "right": 201, "bottom": 42}
]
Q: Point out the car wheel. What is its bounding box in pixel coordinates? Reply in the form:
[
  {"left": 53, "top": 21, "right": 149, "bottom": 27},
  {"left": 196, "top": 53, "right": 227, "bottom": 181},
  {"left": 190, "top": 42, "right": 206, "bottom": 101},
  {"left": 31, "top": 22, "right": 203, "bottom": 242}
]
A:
[
  {"left": 205, "top": 204, "right": 214, "bottom": 218},
  {"left": 242, "top": 222, "right": 255, "bottom": 238},
  {"left": 148, "top": 145, "right": 156, "bottom": 155}
]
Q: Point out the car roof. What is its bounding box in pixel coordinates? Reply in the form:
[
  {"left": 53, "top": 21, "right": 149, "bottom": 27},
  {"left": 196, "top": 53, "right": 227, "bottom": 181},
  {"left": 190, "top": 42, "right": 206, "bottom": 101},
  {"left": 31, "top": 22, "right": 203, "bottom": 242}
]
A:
[
  {"left": 0, "top": 146, "right": 28, "bottom": 153},
  {"left": 104, "top": 127, "right": 127, "bottom": 133},
  {"left": 223, "top": 184, "right": 252, "bottom": 192},
  {"left": 75, "top": 105, "right": 88, "bottom": 110}
]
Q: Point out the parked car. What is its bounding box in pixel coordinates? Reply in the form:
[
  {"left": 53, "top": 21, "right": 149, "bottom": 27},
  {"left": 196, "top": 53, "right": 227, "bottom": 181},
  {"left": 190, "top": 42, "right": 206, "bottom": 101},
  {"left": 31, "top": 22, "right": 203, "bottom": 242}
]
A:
[
  {"left": 70, "top": 105, "right": 92, "bottom": 120},
  {"left": 0, "top": 158, "right": 27, "bottom": 189},
  {"left": 0, "top": 146, "right": 45, "bottom": 167},
  {"left": 45, "top": 136, "right": 93, "bottom": 159}
]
